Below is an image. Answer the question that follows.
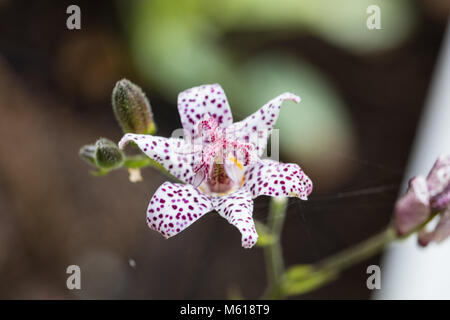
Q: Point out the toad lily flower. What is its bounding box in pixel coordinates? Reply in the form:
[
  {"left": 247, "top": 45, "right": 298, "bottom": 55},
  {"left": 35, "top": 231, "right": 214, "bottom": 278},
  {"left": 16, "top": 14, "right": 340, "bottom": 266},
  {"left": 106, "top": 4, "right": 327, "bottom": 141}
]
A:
[
  {"left": 119, "top": 84, "right": 313, "bottom": 248},
  {"left": 395, "top": 155, "right": 450, "bottom": 246}
]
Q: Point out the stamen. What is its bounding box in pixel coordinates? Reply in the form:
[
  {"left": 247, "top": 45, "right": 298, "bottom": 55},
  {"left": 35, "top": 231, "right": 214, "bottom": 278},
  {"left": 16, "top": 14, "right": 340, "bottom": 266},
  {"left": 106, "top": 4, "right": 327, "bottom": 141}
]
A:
[{"left": 229, "top": 156, "right": 243, "bottom": 170}]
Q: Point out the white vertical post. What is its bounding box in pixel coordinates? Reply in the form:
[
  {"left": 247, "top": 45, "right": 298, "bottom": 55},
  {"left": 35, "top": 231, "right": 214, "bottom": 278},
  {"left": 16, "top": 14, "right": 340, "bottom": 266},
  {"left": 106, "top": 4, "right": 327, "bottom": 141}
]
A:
[{"left": 376, "top": 21, "right": 450, "bottom": 299}]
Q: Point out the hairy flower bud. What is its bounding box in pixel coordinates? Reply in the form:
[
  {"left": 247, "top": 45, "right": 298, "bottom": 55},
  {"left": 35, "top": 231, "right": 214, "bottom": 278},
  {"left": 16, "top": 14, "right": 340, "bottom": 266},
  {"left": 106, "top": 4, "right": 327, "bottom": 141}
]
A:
[
  {"left": 79, "top": 144, "right": 97, "bottom": 166},
  {"left": 112, "top": 79, "right": 156, "bottom": 134},
  {"left": 94, "top": 138, "right": 124, "bottom": 169}
]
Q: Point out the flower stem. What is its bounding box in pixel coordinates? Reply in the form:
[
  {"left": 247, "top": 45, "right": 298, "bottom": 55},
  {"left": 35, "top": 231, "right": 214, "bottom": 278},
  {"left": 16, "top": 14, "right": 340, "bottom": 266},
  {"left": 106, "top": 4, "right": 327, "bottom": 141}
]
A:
[
  {"left": 272, "top": 226, "right": 395, "bottom": 299},
  {"left": 312, "top": 212, "right": 440, "bottom": 276},
  {"left": 277, "top": 212, "right": 440, "bottom": 298},
  {"left": 315, "top": 226, "right": 396, "bottom": 275},
  {"left": 123, "top": 154, "right": 180, "bottom": 182},
  {"left": 263, "top": 197, "right": 288, "bottom": 299}
]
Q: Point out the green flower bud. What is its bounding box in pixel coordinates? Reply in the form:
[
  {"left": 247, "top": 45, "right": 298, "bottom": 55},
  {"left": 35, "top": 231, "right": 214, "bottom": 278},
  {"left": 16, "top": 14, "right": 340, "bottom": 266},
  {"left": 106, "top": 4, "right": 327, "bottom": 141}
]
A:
[
  {"left": 112, "top": 79, "right": 156, "bottom": 135},
  {"left": 79, "top": 144, "right": 97, "bottom": 166},
  {"left": 94, "top": 138, "right": 124, "bottom": 169}
]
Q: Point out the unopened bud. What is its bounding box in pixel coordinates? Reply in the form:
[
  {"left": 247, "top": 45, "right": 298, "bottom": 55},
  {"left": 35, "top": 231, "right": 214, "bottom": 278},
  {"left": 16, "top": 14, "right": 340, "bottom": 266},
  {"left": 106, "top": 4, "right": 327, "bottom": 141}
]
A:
[
  {"left": 79, "top": 144, "right": 97, "bottom": 166},
  {"left": 112, "top": 79, "right": 156, "bottom": 135},
  {"left": 94, "top": 138, "right": 124, "bottom": 169}
]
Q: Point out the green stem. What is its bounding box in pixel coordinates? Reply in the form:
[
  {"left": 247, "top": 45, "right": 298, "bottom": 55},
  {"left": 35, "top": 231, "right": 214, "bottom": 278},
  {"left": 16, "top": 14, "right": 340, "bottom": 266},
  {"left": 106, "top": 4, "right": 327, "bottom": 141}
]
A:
[
  {"left": 279, "top": 211, "right": 441, "bottom": 298},
  {"left": 263, "top": 197, "right": 288, "bottom": 299},
  {"left": 123, "top": 155, "right": 181, "bottom": 182},
  {"left": 316, "top": 211, "right": 440, "bottom": 275},
  {"left": 315, "top": 226, "right": 395, "bottom": 275}
]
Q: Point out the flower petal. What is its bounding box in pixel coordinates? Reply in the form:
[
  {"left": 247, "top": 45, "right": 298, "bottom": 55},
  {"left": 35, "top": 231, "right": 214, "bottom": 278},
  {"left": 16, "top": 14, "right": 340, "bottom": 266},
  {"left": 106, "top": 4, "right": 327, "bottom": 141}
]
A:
[
  {"left": 146, "top": 182, "right": 213, "bottom": 239},
  {"left": 226, "top": 93, "right": 300, "bottom": 156},
  {"left": 426, "top": 154, "right": 450, "bottom": 197},
  {"left": 394, "top": 176, "right": 431, "bottom": 236},
  {"left": 431, "top": 183, "right": 450, "bottom": 212},
  {"left": 243, "top": 159, "right": 312, "bottom": 200},
  {"left": 213, "top": 189, "right": 258, "bottom": 248},
  {"left": 418, "top": 208, "right": 450, "bottom": 246},
  {"left": 119, "top": 133, "right": 201, "bottom": 184},
  {"left": 177, "top": 84, "right": 233, "bottom": 139}
]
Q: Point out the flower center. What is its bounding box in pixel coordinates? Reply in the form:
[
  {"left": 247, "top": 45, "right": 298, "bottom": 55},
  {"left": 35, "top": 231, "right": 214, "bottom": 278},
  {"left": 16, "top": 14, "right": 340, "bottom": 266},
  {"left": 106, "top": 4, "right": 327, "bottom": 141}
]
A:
[
  {"left": 206, "top": 163, "right": 234, "bottom": 193},
  {"left": 193, "top": 118, "right": 254, "bottom": 196}
]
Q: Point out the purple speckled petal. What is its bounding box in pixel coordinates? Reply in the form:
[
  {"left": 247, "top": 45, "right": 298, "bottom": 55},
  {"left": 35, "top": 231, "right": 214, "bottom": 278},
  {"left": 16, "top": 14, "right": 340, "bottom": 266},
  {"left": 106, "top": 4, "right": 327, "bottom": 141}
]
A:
[
  {"left": 226, "top": 93, "right": 300, "bottom": 157},
  {"left": 146, "top": 182, "right": 213, "bottom": 239},
  {"left": 118, "top": 133, "right": 201, "bottom": 184},
  {"left": 213, "top": 189, "right": 258, "bottom": 249},
  {"left": 426, "top": 154, "right": 450, "bottom": 197},
  {"left": 418, "top": 208, "right": 450, "bottom": 246},
  {"left": 177, "top": 84, "right": 233, "bottom": 140},
  {"left": 243, "top": 159, "right": 312, "bottom": 200},
  {"left": 394, "top": 176, "right": 431, "bottom": 236}
]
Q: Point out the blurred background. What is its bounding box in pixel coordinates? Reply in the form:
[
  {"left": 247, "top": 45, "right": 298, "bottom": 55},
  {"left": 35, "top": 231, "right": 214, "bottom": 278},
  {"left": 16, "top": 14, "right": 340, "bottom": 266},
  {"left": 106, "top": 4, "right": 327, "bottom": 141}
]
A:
[{"left": 0, "top": 0, "right": 448, "bottom": 299}]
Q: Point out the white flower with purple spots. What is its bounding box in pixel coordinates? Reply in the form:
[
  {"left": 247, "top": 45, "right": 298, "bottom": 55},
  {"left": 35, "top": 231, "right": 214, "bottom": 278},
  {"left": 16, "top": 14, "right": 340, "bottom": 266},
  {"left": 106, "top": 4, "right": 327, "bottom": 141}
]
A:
[{"left": 119, "top": 84, "right": 312, "bottom": 248}]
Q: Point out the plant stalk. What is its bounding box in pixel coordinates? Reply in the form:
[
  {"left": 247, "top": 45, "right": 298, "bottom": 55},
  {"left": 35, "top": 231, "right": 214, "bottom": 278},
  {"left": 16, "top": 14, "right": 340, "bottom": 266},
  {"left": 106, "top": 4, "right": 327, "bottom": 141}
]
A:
[{"left": 263, "top": 197, "right": 288, "bottom": 299}]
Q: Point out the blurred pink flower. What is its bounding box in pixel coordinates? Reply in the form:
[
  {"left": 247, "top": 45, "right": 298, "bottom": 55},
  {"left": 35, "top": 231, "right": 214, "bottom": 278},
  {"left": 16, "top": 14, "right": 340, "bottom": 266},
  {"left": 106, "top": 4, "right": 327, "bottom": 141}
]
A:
[
  {"left": 119, "top": 84, "right": 312, "bottom": 248},
  {"left": 395, "top": 155, "right": 450, "bottom": 246}
]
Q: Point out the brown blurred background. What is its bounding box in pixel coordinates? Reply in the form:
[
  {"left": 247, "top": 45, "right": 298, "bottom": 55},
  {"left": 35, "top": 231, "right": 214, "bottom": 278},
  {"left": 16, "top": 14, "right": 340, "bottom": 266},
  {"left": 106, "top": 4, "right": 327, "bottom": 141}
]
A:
[{"left": 0, "top": 0, "right": 448, "bottom": 299}]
